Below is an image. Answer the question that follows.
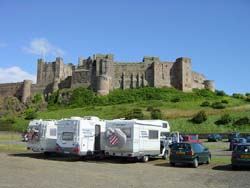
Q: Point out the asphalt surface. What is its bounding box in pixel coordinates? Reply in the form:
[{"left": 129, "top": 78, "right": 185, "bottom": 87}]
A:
[{"left": 0, "top": 150, "right": 250, "bottom": 188}]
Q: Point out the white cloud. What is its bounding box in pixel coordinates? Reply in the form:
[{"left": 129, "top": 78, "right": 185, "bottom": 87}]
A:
[
  {"left": 23, "top": 38, "right": 65, "bottom": 58},
  {"left": 0, "top": 67, "right": 36, "bottom": 84}
]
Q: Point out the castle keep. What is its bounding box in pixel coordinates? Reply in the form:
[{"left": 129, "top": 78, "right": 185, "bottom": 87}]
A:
[{"left": 0, "top": 54, "right": 214, "bottom": 103}]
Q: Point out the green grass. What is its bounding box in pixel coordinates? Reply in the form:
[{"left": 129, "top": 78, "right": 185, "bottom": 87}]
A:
[
  {"left": 0, "top": 134, "right": 21, "bottom": 141},
  {"left": 212, "top": 157, "right": 231, "bottom": 164},
  {"left": 203, "top": 141, "right": 228, "bottom": 150},
  {"left": 2, "top": 87, "right": 250, "bottom": 133},
  {"left": 0, "top": 143, "right": 27, "bottom": 153}
]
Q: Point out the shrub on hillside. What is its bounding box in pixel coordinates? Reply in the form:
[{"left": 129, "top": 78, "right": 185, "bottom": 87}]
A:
[
  {"left": 245, "top": 96, "right": 250, "bottom": 102},
  {"left": 151, "top": 109, "right": 162, "bottom": 119},
  {"left": 125, "top": 108, "right": 144, "bottom": 120},
  {"left": 24, "top": 108, "right": 37, "bottom": 120},
  {"left": 246, "top": 93, "right": 250, "bottom": 97},
  {"left": 233, "top": 117, "right": 250, "bottom": 126},
  {"left": 215, "top": 90, "right": 227, "bottom": 96},
  {"left": 70, "top": 87, "right": 95, "bottom": 107},
  {"left": 146, "top": 106, "right": 154, "bottom": 112},
  {"left": 215, "top": 114, "right": 232, "bottom": 125},
  {"left": 211, "top": 102, "right": 226, "bottom": 109},
  {"left": 193, "top": 89, "right": 216, "bottom": 98},
  {"left": 221, "top": 99, "right": 229, "bottom": 104},
  {"left": 200, "top": 101, "right": 210, "bottom": 107},
  {"left": 232, "top": 93, "right": 245, "bottom": 99},
  {"left": 191, "top": 110, "right": 207, "bottom": 124},
  {"left": 170, "top": 97, "right": 180, "bottom": 103}
]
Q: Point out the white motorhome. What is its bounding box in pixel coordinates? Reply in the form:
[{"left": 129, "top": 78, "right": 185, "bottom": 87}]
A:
[
  {"left": 27, "top": 119, "right": 58, "bottom": 155},
  {"left": 104, "top": 119, "right": 170, "bottom": 162},
  {"left": 56, "top": 116, "right": 106, "bottom": 157}
]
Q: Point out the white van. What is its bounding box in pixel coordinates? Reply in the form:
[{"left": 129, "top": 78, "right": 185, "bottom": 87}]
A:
[
  {"left": 104, "top": 119, "right": 170, "bottom": 162},
  {"left": 27, "top": 119, "right": 57, "bottom": 155},
  {"left": 56, "top": 116, "right": 106, "bottom": 157}
]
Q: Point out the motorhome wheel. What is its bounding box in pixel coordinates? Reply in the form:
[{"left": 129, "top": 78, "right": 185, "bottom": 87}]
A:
[{"left": 141, "top": 155, "right": 149, "bottom": 162}]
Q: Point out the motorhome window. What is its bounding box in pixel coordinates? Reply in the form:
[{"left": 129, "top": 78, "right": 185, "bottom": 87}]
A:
[
  {"left": 62, "top": 132, "right": 74, "bottom": 140},
  {"left": 149, "top": 130, "right": 158, "bottom": 139},
  {"left": 121, "top": 128, "right": 131, "bottom": 138},
  {"left": 50, "top": 128, "right": 57, "bottom": 136},
  {"left": 162, "top": 123, "right": 168, "bottom": 128}
]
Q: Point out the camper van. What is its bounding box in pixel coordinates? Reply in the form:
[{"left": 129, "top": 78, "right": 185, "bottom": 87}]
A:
[
  {"left": 56, "top": 116, "right": 106, "bottom": 157},
  {"left": 104, "top": 119, "right": 170, "bottom": 162},
  {"left": 27, "top": 119, "right": 58, "bottom": 155}
]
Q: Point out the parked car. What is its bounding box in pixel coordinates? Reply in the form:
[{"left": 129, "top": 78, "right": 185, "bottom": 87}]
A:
[
  {"left": 229, "top": 138, "right": 247, "bottom": 151},
  {"left": 231, "top": 144, "right": 250, "bottom": 170},
  {"left": 182, "top": 135, "right": 201, "bottom": 143},
  {"left": 169, "top": 142, "right": 211, "bottom": 168},
  {"left": 207, "top": 134, "right": 222, "bottom": 142},
  {"left": 245, "top": 136, "right": 250, "bottom": 143},
  {"left": 228, "top": 132, "right": 242, "bottom": 142}
]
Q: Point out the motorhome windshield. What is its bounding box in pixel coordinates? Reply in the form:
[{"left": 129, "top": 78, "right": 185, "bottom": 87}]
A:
[{"left": 62, "top": 132, "right": 74, "bottom": 141}]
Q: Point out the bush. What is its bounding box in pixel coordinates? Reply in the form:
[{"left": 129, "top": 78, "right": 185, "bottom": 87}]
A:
[
  {"left": 232, "top": 93, "right": 245, "bottom": 99},
  {"left": 191, "top": 110, "right": 207, "bottom": 124},
  {"left": 125, "top": 108, "right": 144, "bottom": 120},
  {"left": 221, "top": 99, "right": 229, "bottom": 104},
  {"left": 170, "top": 97, "right": 180, "bottom": 103},
  {"left": 146, "top": 106, "right": 154, "bottom": 112},
  {"left": 215, "top": 114, "right": 232, "bottom": 125},
  {"left": 24, "top": 108, "right": 37, "bottom": 120},
  {"left": 246, "top": 93, "right": 250, "bottom": 97},
  {"left": 70, "top": 87, "right": 95, "bottom": 107},
  {"left": 200, "top": 101, "right": 210, "bottom": 107},
  {"left": 245, "top": 96, "right": 250, "bottom": 102},
  {"left": 211, "top": 102, "right": 226, "bottom": 109},
  {"left": 233, "top": 117, "right": 250, "bottom": 126},
  {"left": 193, "top": 89, "right": 216, "bottom": 98},
  {"left": 33, "top": 93, "right": 43, "bottom": 104},
  {"left": 151, "top": 109, "right": 162, "bottom": 119},
  {"left": 215, "top": 90, "right": 226, "bottom": 96}
]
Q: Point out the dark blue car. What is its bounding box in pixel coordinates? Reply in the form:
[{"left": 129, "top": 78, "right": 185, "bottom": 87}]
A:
[
  {"left": 208, "top": 134, "right": 222, "bottom": 142},
  {"left": 229, "top": 138, "right": 247, "bottom": 151}
]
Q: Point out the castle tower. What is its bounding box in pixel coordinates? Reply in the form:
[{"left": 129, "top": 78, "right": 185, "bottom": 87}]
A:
[
  {"left": 174, "top": 57, "right": 192, "bottom": 91},
  {"left": 37, "top": 59, "right": 44, "bottom": 85},
  {"left": 55, "top": 57, "right": 64, "bottom": 79},
  {"left": 94, "top": 54, "right": 114, "bottom": 95},
  {"left": 204, "top": 80, "right": 215, "bottom": 92},
  {"left": 21, "top": 80, "right": 32, "bottom": 103}
]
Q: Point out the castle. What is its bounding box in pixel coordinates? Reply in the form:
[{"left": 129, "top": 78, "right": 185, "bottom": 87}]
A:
[{"left": 0, "top": 54, "right": 214, "bottom": 103}]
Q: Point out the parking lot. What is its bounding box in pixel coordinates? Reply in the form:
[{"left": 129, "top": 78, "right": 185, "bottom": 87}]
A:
[{"left": 0, "top": 141, "right": 250, "bottom": 188}]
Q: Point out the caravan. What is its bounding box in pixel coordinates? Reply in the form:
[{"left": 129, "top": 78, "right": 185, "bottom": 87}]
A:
[
  {"left": 27, "top": 119, "right": 58, "bottom": 155},
  {"left": 56, "top": 116, "right": 106, "bottom": 157},
  {"left": 104, "top": 119, "right": 170, "bottom": 162}
]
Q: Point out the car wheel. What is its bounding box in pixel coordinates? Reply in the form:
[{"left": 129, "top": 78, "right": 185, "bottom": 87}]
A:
[
  {"left": 170, "top": 162, "right": 175, "bottom": 166},
  {"left": 232, "top": 164, "right": 238, "bottom": 170},
  {"left": 206, "top": 156, "right": 211, "bottom": 164},
  {"left": 141, "top": 155, "right": 149, "bottom": 163},
  {"left": 193, "top": 158, "right": 199, "bottom": 168}
]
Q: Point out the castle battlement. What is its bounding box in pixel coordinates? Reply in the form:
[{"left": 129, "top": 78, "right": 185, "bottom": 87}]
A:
[{"left": 0, "top": 53, "right": 215, "bottom": 103}]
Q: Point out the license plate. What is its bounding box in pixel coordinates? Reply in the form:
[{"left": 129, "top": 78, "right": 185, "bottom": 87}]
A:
[
  {"left": 176, "top": 151, "right": 185, "bottom": 155},
  {"left": 240, "top": 154, "right": 250, "bottom": 159},
  {"left": 64, "top": 151, "right": 70, "bottom": 154}
]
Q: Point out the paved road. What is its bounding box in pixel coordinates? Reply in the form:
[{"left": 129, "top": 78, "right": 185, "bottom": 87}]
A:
[{"left": 0, "top": 152, "right": 249, "bottom": 188}]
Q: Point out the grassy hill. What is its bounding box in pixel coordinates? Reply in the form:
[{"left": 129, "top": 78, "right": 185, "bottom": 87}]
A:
[{"left": 1, "top": 87, "right": 250, "bottom": 133}]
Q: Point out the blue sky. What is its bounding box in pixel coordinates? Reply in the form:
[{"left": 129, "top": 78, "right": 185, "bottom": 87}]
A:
[{"left": 0, "top": 0, "right": 249, "bottom": 95}]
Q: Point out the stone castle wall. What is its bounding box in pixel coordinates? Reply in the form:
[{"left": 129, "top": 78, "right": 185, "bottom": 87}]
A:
[{"left": 0, "top": 53, "right": 215, "bottom": 103}]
